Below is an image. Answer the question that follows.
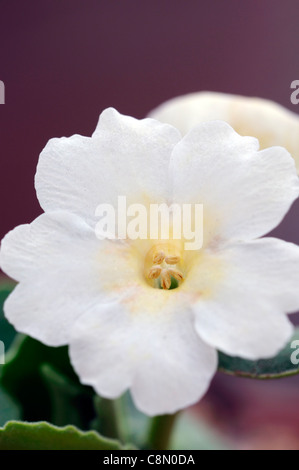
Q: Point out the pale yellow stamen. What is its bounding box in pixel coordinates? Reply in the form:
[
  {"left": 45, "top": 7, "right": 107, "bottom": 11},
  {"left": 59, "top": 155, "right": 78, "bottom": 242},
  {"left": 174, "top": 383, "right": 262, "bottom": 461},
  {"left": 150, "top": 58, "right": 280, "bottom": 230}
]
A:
[
  {"left": 153, "top": 251, "right": 165, "bottom": 264},
  {"left": 148, "top": 265, "right": 162, "bottom": 279},
  {"left": 168, "top": 268, "right": 184, "bottom": 281},
  {"left": 161, "top": 269, "right": 171, "bottom": 290},
  {"left": 144, "top": 243, "right": 184, "bottom": 289},
  {"left": 165, "top": 255, "right": 180, "bottom": 265}
]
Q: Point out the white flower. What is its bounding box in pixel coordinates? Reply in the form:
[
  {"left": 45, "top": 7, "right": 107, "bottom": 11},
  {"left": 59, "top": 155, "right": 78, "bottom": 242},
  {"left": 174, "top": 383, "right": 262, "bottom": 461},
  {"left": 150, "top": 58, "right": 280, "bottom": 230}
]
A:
[
  {"left": 149, "top": 91, "right": 299, "bottom": 173},
  {"left": 1, "top": 108, "right": 299, "bottom": 416}
]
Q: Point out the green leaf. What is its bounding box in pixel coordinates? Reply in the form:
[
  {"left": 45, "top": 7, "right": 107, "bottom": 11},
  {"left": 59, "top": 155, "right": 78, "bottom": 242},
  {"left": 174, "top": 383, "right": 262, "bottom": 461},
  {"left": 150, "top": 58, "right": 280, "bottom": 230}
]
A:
[
  {"left": 0, "top": 280, "right": 17, "bottom": 350},
  {"left": 0, "top": 421, "right": 131, "bottom": 450},
  {"left": 0, "top": 335, "right": 94, "bottom": 426},
  {"left": 0, "top": 387, "right": 20, "bottom": 426},
  {"left": 99, "top": 392, "right": 149, "bottom": 449},
  {"left": 218, "top": 328, "right": 299, "bottom": 379},
  {"left": 0, "top": 335, "right": 136, "bottom": 440},
  {"left": 40, "top": 364, "right": 92, "bottom": 428},
  {"left": 169, "top": 413, "right": 229, "bottom": 450},
  {"left": 169, "top": 412, "right": 229, "bottom": 450}
]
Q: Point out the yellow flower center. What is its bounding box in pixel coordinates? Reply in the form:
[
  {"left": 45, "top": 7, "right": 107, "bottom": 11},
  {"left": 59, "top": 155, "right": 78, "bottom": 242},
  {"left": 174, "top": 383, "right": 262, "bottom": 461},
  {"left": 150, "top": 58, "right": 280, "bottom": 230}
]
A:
[{"left": 144, "top": 242, "right": 184, "bottom": 290}]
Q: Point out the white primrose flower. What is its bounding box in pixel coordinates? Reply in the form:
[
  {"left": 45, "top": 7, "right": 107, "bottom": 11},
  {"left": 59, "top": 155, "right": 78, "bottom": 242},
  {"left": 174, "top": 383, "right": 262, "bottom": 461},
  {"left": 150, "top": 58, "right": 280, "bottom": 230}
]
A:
[
  {"left": 149, "top": 91, "right": 299, "bottom": 173},
  {"left": 1, "top": 108, "right": 299, "bottom": 416}
]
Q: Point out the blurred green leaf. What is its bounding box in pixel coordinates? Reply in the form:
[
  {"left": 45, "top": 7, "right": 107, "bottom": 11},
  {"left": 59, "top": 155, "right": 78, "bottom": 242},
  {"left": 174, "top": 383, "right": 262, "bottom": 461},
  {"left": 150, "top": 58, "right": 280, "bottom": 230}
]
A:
[
  {"left": 0, "top": 387, "right": 20, "bottom": 426},
  {"left": 0, "top": 280, "right": 129, "bottom": 439},
  {"left": 169, "top": 413, "right": 229, "bottom": 450},
  {"left": 0, "top": 280, "right": 17, "bottom": 350},
  {"left": 0, "top": 281, "right": 21, "bottom": 426},
  {"left": 0, "top": 335, "right": 94, "bottom": 427},
  {"left": 0, "top": 421, "right": 131, "bottom": 450},
  {"left": 96, "top": 392, "right": 149, "bottom": 449},
  {"left": 40, "top": 364, "right": 92, "bottom": 428},
  {"left": 218, "top": 328, "right": 299, "bottom": 378}
]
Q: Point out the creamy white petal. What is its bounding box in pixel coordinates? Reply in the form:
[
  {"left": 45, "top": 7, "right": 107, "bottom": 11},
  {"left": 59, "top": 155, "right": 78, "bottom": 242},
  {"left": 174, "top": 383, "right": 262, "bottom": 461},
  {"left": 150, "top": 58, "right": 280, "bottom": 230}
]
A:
[
  {"left": 149, "top": 91, "right": 299, "bottom": 172},
  {"left": 0, "top": 211, "right": 143, "bottom": 346},
  {"left": 170, "top": 121, "right": 299, "bottom": 241},
  {"left": 35, "top": 108, "right": 181, "bottom": 227},
  {"left": 69, "top": 301, "right": 217, "bottom": 416},
  {"left": 192, "top": 238, "right": 299, "bottom": 360}
]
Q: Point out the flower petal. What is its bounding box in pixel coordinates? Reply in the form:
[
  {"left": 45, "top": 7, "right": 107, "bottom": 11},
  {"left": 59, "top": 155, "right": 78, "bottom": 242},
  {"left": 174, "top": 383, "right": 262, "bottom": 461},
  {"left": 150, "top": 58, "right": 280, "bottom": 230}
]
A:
[
  {"left": 35, "top": 108, "right": 181, "bottom": 227},
  {"left": 170, "top": 120, "right": 299, "bottom": 240},
  {"left": 69, "top": 302, "right": 217, "bottom": 416},
  {"left": 192, "top": 238, "right": 299, "bottom": 360},
  {"left": 0, "top": 211, "right": 142, "bottom": 346},
  {"left": 149, "top": 91, "right": 299, "bottom": 172}
]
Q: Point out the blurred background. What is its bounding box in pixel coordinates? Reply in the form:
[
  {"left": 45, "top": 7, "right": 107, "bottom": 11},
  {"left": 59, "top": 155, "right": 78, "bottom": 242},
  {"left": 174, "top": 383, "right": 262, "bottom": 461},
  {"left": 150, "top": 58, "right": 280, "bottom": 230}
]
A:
[{"left": 1, "top": 0, "right": 299, "bottom": 450}]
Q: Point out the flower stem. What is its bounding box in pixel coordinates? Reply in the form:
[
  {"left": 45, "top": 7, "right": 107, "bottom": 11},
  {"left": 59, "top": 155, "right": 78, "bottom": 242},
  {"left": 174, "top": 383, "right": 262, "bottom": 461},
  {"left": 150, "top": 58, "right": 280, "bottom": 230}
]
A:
[
  {"left": 146, "top": 412, "right": 179, "bottom": 450},
  {"left": 94, "top": 396, "right": 127, "bottom": 442}
]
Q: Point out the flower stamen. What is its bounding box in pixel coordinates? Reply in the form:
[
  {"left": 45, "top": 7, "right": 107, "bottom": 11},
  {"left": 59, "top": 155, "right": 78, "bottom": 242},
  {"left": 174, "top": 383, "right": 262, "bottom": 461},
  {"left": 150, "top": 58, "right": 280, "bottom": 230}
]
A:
[
  {"left": 165, "top": 255, "right": 180, "bottom": 265},
  {"left": 168, "top": 268, "right": 184, "bottom": 281},
  {"left": 148, "top": 265, "right": 162, "bottom": 279},
  {"left": 145, "top": 245, "right": 184, "bottom": 289},
  {"left": 161, "top": 269, "right": 171, "bottom": 290},
  {"left": 153, "top": 251, "right": 165, "bottom": 264}
]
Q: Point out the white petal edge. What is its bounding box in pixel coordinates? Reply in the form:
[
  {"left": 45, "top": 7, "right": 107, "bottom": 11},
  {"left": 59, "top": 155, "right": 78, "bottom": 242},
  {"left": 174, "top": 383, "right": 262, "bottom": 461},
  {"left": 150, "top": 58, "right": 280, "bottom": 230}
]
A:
[
  {"left": 0, "top": 211, "right": 140, "bottom": 346},
  {"left": 35, "top": 108, "right": 181, "bottom": 228},
  {"left": 192, "top": 237, "right": 299, "bottom": 360},
  {"left": 148, "top": 91, "right": 299, "bottom": 173},
  {"left": 170, "top": 120, "right": 299, "bottom": 240},
  {"left": 69, "top": 302, "right": 217, "bottom": 416}
]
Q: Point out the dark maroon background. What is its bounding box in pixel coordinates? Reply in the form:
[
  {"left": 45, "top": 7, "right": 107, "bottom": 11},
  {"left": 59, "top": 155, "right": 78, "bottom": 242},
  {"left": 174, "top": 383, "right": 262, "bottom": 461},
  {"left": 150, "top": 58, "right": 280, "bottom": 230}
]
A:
[
  {"left": 1, "top": 0, "right": 299, "bottom": 242},
  {"left": 1, "top": 0, "right": 299, "bottom": 449}
]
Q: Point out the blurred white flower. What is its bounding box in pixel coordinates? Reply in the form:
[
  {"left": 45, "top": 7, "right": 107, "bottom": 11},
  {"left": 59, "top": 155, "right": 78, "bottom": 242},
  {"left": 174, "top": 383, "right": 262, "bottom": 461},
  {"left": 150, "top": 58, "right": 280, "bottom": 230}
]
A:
[
  {"left": 1, "top": 108, "right": 299, "bottom": 416},
  {"left": 149, "top": 91, "right": 299, "bottom": 173}
]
